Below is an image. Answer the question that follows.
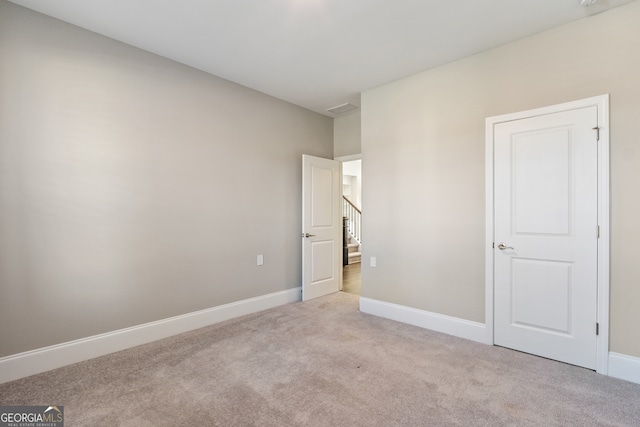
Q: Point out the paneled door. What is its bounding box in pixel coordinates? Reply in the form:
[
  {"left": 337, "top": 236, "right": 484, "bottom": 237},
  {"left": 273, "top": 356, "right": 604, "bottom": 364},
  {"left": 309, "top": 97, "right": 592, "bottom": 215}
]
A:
[
  {"left": 302, "top": 155, "right": 341, "bottom": 301},
  {"left": 493, "top": 106, "right": 599, "bottom": 369}
]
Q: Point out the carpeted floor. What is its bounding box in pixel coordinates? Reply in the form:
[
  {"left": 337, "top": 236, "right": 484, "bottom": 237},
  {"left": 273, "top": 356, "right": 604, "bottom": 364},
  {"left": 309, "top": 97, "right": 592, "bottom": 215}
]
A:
[{"left": 1, "top": 292, "right": 639, "bottom": 426}]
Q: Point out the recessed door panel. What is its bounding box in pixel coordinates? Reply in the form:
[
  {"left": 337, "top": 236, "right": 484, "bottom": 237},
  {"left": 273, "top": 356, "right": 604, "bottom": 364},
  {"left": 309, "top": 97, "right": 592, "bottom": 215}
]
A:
[
  {"left": 512, "top": 130, "right": 571, "bottom": 236},
  {"left": 511, "top": 258, "right": 572, "bottom": 334},
  {"left": 311, "top": 240, "right": 335, "bottom": 283},
  {"left": 311, "top": 166, "right": 335, "bottom": 228}
]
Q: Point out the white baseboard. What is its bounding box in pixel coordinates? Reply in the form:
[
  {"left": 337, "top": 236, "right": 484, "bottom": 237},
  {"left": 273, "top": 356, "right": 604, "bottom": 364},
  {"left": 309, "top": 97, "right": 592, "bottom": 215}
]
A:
[
  {"left": 0, "top": 287, "right": 301, "bottom": 384},
  {"left": 608, "top": 352, "right": 640, "bottom": 385},
  {"left": 360, "top": 298, "right": 640, "bottom": 384},
  {"left": 359, "top": 297, "right": 488, "bottom": 344}
]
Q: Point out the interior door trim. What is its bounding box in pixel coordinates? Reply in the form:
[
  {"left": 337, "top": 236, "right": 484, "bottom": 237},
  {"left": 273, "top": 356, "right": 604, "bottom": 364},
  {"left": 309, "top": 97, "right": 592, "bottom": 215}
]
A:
[{"left": 485, "top": 95, "right": 610, "bottom": 374}]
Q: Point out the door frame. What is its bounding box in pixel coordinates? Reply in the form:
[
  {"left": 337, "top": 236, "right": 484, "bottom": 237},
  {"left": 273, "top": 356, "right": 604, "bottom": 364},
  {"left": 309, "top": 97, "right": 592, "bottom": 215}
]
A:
[
  {"left": 485, "top": 95, "right": 610, "bottom": 374},
  {"left": 335, "top": 153, "right": 363, "bottom": 292}
]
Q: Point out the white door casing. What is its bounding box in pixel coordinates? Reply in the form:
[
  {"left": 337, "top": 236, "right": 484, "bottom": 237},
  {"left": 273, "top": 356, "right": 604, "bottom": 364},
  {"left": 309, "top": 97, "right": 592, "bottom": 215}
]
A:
[
  {"left": 302, "top": 155, "right": 341, "bottom": 301},
  {"left": 485, "top": 95, "right": 610, "bottom": 373}
]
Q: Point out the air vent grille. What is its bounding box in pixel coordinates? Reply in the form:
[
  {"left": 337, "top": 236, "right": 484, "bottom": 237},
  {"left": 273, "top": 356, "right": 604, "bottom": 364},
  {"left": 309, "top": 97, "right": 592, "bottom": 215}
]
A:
[{"left": 327, "top": 103, "right": 358, "bottom": 115}]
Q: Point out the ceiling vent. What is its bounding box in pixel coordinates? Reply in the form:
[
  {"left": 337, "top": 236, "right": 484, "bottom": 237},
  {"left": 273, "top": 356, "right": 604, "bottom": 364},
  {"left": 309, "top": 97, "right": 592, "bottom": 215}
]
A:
[{"left": 327, "top": 103, "right": 358, "bottom": 116}]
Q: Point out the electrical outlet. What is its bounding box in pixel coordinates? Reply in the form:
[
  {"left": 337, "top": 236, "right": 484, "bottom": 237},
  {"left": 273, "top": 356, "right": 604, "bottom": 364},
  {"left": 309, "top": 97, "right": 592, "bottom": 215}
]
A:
[
  {"left": 370, "top": 256, "right": 376, "bottom": 267},
  {"left": 257, "top": 254, "right": 264, "bottom": 266}
]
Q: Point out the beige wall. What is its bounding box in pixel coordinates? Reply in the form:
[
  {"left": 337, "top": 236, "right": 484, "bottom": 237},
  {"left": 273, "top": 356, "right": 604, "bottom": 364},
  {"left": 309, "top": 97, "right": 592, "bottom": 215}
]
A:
[
  {"left": 361, "top": 1, "right": 640, "bottom": 357},
  {"left": 0, "top": 2, "right": 333, "bottom": 357},
  {"left": 333, "top": 111, "right": 361, "bottom": 158}
]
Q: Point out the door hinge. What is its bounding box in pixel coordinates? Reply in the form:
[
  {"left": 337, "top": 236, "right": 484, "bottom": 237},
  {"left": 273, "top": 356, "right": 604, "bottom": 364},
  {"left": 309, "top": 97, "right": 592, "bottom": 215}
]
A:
[
  {"left": 596, "top": 322, "right": 600, "bottom": 335},
  {"left": 593, "top": 126, "right": 600, "bottom": 141},
  {"left": 597, "top": 225, "right": 600, "bottom": 239}
]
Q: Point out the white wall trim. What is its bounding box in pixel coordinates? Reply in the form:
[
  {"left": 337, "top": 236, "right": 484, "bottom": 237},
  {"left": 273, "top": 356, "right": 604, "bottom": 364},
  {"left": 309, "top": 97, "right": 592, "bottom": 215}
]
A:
[
  {"left": 485, "top": 113, "right": 496, "bottom": 347},
  {"left": 359, "top": 297, "right": 488, "bottom": 344},
  {"left": 595, "top": 95, "right": 611, "bottom": 375},
  {"left": 358, "top": 299, "right": 640, "bottom": 385},
  {"left": 608, "top": 352, "right": 640, "bottom": 385},
  {"left": 334, "top": 154, "right": 362, "bottom": 162},
  {"left": 485, "top": 95, "right": 610, "bottom": 374},
  {"left": 0, "top": 287, "right": 301, "bottom": 384}
]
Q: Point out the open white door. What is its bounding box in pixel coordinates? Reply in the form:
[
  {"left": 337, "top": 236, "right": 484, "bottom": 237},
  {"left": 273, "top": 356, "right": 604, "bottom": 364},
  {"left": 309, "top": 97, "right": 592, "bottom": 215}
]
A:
[
  {"left": 302, "top": 155, "right": 341, "bottom": 301},
  {"left": 493, "top": 106, "right": 599, "bottom": 369}
]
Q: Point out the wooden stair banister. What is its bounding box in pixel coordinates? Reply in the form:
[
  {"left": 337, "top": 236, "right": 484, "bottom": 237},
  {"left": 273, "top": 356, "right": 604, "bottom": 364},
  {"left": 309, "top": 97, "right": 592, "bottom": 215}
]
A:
[{"left": 342, "top": 196, "right": 361, "bottom": 244}]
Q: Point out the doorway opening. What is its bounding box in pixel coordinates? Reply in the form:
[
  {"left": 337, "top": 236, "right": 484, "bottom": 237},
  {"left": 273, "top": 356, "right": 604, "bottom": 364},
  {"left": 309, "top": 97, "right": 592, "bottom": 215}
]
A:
[{"left": 341, "top": 157, "right": 362, "bottom": 295}]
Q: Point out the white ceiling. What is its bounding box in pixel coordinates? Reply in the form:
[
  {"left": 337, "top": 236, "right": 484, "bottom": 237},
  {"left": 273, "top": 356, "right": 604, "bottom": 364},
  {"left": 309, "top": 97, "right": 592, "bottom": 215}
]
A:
[{"left": 8, "top": 0, "right": 636, "bottom": 116}]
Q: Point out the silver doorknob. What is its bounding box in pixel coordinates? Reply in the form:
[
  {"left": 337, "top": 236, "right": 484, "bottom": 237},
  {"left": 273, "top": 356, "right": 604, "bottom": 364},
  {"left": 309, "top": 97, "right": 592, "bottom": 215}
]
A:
[
  {"left": 302, "top": 233, "right": 316, "bottom": 238},
  {"left": 497, "top": 243, "right": 514, "bottom": 250}
]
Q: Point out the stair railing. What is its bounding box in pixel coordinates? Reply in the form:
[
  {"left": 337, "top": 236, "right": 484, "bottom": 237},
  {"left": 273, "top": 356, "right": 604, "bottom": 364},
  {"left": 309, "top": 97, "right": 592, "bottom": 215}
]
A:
[{"left": 342, "top": 196, "right": 361, "bottom": 244}]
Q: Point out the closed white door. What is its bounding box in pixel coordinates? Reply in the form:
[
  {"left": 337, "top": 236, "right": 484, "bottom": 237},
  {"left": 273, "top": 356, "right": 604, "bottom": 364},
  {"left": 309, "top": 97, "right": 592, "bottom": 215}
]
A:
[
  {"left": 302, "top": 155, "right": 341, "bottom": 301},
  {"left": 493, "top": 106, "right": 598, "bottom": 369}
]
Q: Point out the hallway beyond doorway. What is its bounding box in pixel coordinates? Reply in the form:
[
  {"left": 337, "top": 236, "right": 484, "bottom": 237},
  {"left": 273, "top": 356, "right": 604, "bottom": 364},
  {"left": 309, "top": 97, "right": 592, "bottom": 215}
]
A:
[{"left": 342, "top": 263, "right": 361, "bottom": 295}]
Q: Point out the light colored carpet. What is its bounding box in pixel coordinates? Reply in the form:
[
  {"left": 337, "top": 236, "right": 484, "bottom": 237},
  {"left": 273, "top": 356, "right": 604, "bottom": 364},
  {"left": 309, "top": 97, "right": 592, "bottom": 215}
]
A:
[{"left": 1, "top": 292, "right": 639, "bottom": 426}]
